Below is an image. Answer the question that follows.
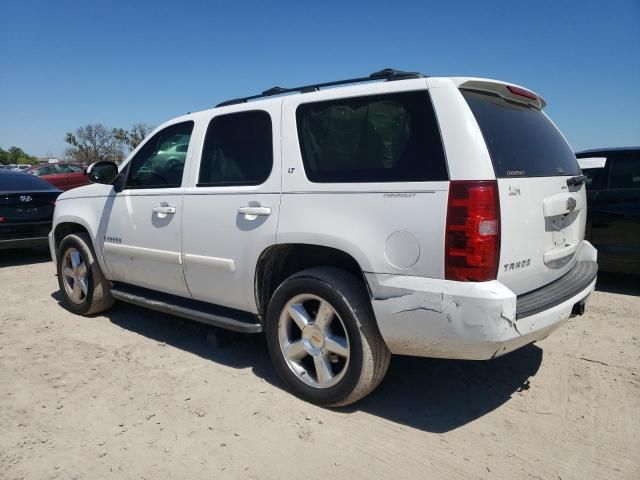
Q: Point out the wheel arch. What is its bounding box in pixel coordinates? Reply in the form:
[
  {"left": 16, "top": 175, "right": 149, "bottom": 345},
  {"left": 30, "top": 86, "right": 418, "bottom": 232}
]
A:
[
  {"left": 52, "top": 216, "right": 109, "bottom": 277},
  {"left": 254, "top": 243, "right": 371, "bottom": 320}
]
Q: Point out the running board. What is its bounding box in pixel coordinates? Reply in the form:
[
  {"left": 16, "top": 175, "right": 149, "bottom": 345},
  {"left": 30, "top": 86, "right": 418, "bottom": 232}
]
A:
[{"left": 110, "top": 284, "right": 262, "bottom": 333}]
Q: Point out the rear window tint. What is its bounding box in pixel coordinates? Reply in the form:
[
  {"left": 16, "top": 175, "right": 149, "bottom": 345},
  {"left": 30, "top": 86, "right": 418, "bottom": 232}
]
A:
[
  {"left": 582, "top": 167, "right": 607, "bottom": 190},
  {"left": 462, "top": 90, "right": 580, "bottom": 178},
  {"left": 0, "top": 172, "right": 55, "bottom": 191},
  {"left": 198, "top": 110, "right": 273, "bottom": 186},
  {"left": 609, "top": 153, "right": 640, "bottom": 189},
  {"left": 296, "top": 91, "right": 448, "bottom": 183}
]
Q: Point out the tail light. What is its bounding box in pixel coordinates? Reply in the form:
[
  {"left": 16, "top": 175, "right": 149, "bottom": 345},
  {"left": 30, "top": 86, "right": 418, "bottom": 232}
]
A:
[
  {"left": 507, "top": 85, "right": 538, "bottom": 101},
  {"left": 49, "top": 199, "right": 56, "bottom": 207},
  {"left": 445, "top": 180, "right": 500, "bottom": 281}
]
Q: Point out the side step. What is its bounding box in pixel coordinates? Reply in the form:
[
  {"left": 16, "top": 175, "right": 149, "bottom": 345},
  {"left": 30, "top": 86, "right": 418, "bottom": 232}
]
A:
[{"left": 110, "top": 283, "right": 262, "bottom": 333}]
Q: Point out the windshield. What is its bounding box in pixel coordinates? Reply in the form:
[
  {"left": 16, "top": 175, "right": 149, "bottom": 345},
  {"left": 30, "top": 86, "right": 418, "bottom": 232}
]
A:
[{"left": 462, "top": 90, "right": 580, "bottom": 178}]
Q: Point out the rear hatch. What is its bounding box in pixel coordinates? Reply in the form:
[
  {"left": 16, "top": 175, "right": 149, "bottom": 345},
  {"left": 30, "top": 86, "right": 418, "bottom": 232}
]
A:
[
  {"left": 460, "top": 82, "right": 585, "bottom": 295},
  {"left": 0, "top": 191, "right": 58, "bottom": 222},
  {"left": 0, "top": 173, "right": 60, "bottom": 239}
]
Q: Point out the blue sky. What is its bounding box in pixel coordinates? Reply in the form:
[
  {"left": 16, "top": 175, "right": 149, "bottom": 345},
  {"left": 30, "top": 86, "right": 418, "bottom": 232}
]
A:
[{"left": 1, "top": 0, "right": 638, "bottom": 157}]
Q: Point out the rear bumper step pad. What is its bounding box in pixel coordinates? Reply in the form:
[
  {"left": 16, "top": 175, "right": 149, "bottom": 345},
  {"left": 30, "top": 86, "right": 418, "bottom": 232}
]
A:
[{"left": 516, "top": 261, "right": 598, "bottom": 320}]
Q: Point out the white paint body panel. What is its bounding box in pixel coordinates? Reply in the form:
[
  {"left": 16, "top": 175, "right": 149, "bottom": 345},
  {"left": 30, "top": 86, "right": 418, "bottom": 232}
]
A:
[
  {"left": 578, "top": 157, "right": 607, "bottom": 169},
  {"left": 101, "top": 190, "right": 188, "bottom": 296}
]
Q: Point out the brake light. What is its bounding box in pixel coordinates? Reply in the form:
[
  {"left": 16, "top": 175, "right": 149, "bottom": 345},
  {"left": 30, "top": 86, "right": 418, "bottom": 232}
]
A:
[
  {"left": 445, "top": 180, "right": 500, "bottom": 281},
  {"left": 507, "top": 85, "right": 538, "bottom": 101},
  {"left": 49, "top": 199, "right": 56, "bottom": 207},
  {"left": 0, "top": 216, "right": 4, "bottom": 223}
]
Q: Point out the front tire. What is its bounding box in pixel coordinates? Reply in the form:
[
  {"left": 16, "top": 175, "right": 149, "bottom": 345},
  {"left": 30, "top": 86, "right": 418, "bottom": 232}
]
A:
[
  {"left": 57, "top": 232, "right": 114, "bottom": 316},
  {"left": 265, "top": 267, "right": 390, "bottom": 407}
]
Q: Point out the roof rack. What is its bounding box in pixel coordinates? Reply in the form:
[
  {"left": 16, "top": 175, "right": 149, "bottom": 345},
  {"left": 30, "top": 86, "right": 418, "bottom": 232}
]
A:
[{"left": 215, "top": 68, "right": 425, "bottom": 107}]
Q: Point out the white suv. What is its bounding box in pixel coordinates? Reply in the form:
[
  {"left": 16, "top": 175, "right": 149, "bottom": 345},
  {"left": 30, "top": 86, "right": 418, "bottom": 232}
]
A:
[{"left": 50, "top": 69, "right": 598, "bottom": 406}]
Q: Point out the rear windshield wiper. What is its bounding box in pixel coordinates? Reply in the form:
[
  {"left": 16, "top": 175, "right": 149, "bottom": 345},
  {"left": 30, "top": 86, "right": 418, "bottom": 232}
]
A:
[{"left": 567, "top": 175, "right": 587, "bottom": 187}]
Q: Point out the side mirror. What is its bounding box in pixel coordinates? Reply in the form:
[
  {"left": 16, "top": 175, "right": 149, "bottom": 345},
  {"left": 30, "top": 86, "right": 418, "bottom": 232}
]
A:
[{"left": 87, "top": 161, "right": 119, "bottom": 185}]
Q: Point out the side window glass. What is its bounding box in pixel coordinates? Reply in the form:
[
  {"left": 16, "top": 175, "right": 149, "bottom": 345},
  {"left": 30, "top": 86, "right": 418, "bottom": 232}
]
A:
[
  {"left": 198, "top": 111, "right": 273, "bottom": 186},
  {"left": 37, "top": 165, "right": 57, "bottom": 176},
  {"left": 126, "top": 122, "right": 194, "bottom": 189},
  {"left": 583, "top": 167, "right": 606, "bottom": 190},
  {"left": 609, "top": 154, "right": 640, "bottom": 189},
  {"left": 296, "top": 91, "right": 448, "bottom": 183},
  {"left": 58, "top": 164, "right": 83, "bottom": 173}
]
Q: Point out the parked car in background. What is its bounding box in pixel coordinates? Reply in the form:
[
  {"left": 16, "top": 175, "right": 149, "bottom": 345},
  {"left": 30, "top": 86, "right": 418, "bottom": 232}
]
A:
[
  {"left": 27, "top": 163, "right": 89, "bottom": 191},
  {"left": 12, "top": 165, "right": 31, "bottom": 171},
  {"left": 577, "top": 147, "right": 640, "bottom": 275},
  {"left": 0, "top": 170, "right": 61, "bottom": 250},
  {"left": 50, "top": 69, "right": 597, "bottom": 406}
]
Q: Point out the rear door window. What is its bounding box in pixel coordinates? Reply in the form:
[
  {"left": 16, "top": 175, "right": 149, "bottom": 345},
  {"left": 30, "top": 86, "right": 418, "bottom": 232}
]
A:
[
  {"left": 296, "top": 91, "right": 447, "bottom": 183},
  {"left": 198, "top": 110, "right": 273, "bottom": 186},
  {"left": 462, "top": 90, "right": 580, "bottom": 178}
]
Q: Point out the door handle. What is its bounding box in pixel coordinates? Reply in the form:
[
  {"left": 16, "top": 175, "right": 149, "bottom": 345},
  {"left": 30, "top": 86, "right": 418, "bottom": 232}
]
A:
[
  {"left": 153, "top": 205, "right": 176, "bottom": 215},
  {"left": 238, "top": 206, "right": 271, "bottom": 216}
]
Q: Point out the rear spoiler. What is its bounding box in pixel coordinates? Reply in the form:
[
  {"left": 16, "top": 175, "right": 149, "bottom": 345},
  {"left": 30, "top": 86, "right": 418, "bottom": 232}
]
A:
[{"left": 458, "top": 80, "right": 546, "bottom": 110}]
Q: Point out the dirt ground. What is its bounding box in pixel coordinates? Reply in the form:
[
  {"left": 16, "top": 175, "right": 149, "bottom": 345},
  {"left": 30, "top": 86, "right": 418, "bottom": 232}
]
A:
[{"left": 0, "top": 249, "right": 638, "bottom": 480}]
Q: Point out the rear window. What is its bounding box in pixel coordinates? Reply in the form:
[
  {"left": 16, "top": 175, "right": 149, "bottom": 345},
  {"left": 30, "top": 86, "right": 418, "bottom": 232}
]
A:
[
  {"left": 462, "top": 90, "right": 580, "bottom": 178},
  {"left": 296, "top": 91, "right": 448, "bottom": 183},
  {"left": 0, "top": 172, "right": 55, "bottom": 191}
]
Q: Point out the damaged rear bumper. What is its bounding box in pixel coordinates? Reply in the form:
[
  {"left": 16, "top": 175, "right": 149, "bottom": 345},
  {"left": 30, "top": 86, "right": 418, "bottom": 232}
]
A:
[{"left": 365, "top": 244, "right": 598, "bottom": 360}]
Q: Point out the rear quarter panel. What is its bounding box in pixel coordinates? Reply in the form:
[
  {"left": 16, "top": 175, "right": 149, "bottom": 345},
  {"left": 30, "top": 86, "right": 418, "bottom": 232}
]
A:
[{"left": 279, "top": 79, "right": 448, "bottom": 277}]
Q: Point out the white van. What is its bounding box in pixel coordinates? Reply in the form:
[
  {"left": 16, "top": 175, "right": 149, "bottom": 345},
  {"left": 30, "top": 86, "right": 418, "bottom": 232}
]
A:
[{"left": 49, "top": 69, "right": 597, "bottom": 406}]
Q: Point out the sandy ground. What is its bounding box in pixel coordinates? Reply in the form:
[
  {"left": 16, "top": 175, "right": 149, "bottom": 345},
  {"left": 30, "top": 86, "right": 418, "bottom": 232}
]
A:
[{"left": 0, "top": 249, "right": 638, "bottom": 480}]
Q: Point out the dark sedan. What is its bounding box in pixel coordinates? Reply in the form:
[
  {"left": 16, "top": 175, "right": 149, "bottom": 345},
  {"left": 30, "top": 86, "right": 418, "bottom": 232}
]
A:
[
  {"left": 0, "top": 169, "right": 62, "bottom": 250},
  {"left": 576, "top": 147, "right": 640, "bottom": 275}
]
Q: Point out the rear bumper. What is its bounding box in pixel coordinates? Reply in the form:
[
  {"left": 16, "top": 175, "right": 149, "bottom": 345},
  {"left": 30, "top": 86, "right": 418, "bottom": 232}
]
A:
[
  {"left": 0, "top": 236, "right": 50, "bottom": 250},
  {"left": 366, "top": 241, "right": 598, "bottom": 360},
  {"left": 0, "top": 222, "right": 52, "bottom": 250}
]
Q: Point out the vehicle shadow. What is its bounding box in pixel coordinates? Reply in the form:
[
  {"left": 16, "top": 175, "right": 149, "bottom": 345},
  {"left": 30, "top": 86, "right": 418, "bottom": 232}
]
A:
[
  {"left": 344, "top": 346, "right": 542, "bottom": 432},
  {"left": 0, "top": 247, "right": 51, "bottom": 268},
  {"left": 61, "top": 297, "right": 542, "bottom": 434},
  {"left": 595, "top": 271, "right": 640, "bottom": 296}
]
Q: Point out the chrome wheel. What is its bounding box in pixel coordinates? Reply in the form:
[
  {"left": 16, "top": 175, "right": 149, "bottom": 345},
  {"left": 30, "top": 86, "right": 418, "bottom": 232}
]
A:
[
  {"left": 278, "top": 293, "right": 350, "bottom": 389},
  {"left": 61, "top": 247, "right": 88, "bottom": 304}
]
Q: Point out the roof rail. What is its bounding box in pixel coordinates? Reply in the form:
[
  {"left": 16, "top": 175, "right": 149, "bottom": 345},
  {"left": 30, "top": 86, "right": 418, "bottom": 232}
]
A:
[{"left": 215, "top": 68, "right": 425, "bottom": 107}]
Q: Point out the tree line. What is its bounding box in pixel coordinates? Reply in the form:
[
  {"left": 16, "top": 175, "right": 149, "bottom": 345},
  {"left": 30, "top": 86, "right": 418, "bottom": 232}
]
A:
[{"left": 0, "top": 146, "right": 39, "bottom": 166}]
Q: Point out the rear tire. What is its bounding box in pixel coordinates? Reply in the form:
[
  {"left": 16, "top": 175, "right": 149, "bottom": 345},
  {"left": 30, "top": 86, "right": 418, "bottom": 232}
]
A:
[
  {"left": 265, "top": 267, "right": 390, "bottom": 407},
  {"left": 57, "top": 232, "right": 114, "bottom": 316}
]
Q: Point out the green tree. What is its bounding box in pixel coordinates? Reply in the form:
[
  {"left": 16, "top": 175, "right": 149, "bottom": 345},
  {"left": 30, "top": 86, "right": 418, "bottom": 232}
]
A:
[{"left": 0, "top": 145, "right": 38, "bottom": 165}]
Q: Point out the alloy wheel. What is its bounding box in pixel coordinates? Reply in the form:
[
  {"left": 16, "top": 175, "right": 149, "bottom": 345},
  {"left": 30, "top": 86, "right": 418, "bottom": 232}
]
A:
[
  {"left": 61, "top": 247, "right": 88, "bottom": 304},
  {"left": 278, "top": 293, "right": 350, "bottom": 389}
]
